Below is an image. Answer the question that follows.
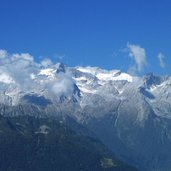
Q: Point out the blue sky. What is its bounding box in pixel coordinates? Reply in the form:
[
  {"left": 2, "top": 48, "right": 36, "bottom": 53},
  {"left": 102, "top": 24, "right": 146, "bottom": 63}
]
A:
[{"left": 0, "top": 0, "right": 171, "bottom": 75}]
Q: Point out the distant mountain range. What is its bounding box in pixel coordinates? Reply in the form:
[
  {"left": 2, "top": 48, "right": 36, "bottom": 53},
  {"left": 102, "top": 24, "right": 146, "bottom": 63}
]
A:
[{"left": 1, "top": 63, "right": 171, "bottom": 170}]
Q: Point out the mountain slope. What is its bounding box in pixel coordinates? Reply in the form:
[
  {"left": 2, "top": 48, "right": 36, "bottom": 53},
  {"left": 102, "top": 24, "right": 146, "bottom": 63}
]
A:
[{"left": 0, "top": 115, "right": 138, "bottom": 171}]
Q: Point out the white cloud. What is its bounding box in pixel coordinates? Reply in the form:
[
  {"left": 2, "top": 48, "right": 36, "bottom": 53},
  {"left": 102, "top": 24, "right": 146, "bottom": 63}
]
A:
[
  {"left": 12, "top": 53, "right": 34, "bottom": 62},
  {"left": 157, "top": 52, "right": 165, "bottom": 68},
  {"left": 41, "top": 58, "right": 53, "bottom": 68},
  {"left": 0, "top": 49, "right": 8, "bottom": 58},
  {"left": 127, "top": 65, "right": 138, "bottom": 76},
  {"left": 0, "top": 69, "right": 15, "bottom": 84},
  {"left": 127, "top": 43, "right": 147, "bottom": 73},
  {"left": 0, "top": 50, "right": 76, "bottom": 102},
  {"left": 51, "top": 73, "right": 75, "bottom": 96}
]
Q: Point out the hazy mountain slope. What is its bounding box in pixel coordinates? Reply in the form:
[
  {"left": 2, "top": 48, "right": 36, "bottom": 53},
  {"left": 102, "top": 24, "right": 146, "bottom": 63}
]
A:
[{"left": 0, "top": 115, "right": 138, "bottom": 171}]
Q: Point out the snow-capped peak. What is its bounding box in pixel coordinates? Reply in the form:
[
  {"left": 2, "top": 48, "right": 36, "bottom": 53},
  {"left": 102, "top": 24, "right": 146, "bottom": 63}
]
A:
[
  {"left": 96, "top": 72, "right": 133, "bottom": 82},
  {"left": 0, "top": 50, "right": 171, "bottom": 122},
  {"left": 39, "top": 68, "right": 56, "bottom": 77},
  {"left": 76, "top": 66, "right": 133, "bottom": 82}
]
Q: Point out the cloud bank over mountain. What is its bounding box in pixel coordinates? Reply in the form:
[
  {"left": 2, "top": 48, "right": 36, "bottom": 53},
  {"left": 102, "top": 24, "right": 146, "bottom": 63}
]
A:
[
  {"left": 0, "top": 50, "right": 76, "bottom": 101},
  {"left": 0, "top": 45, "right": 168, "bottom": 101}
]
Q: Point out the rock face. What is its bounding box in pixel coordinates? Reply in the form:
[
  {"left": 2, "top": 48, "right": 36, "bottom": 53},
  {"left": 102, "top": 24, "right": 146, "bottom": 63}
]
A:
[{"left": 1, "top": 63, "right": 171, "bottom": 171}]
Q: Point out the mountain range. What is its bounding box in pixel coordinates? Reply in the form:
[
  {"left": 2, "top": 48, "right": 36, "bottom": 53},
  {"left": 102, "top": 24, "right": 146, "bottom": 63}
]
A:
[{"left": 1, "top": 62, "right": 171, "bottom": 171}]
